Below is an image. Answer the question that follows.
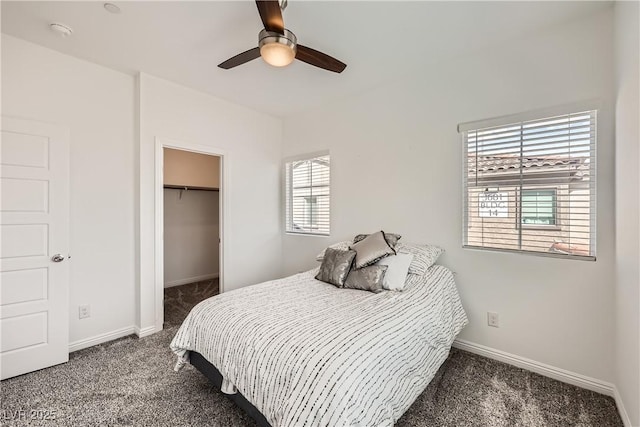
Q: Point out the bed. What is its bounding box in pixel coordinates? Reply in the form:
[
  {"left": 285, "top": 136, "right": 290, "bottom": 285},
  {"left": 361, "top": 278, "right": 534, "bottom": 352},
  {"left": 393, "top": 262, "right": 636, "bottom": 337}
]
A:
[{"left": 170, "top": 264, "right": 467, "bottom": 427}]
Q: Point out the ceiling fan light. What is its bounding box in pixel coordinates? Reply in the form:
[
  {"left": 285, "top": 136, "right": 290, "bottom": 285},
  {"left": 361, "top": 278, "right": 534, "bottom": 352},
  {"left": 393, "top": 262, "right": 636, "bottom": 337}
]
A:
[
  {"left": 258, "top": 29, "right": 297, "bottom": 68},
  {"left": 260, "top": 43, "right": 295, "bottom": 67}
]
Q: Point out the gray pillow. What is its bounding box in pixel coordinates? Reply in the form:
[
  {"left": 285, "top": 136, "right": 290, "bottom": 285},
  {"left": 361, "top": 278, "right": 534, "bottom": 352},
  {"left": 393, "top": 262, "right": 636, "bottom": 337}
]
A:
[
  {"left": 315, "top": 248, "right": 356, "bottom": 287},
  {"left": 344, "top": 265, "right": 388, "bottom": 293},
  {"left": 353, "top": 232, "right": 401, "bottom": 249},
  {"left": 350, "top": 230, "right": 396, "bottom": 269},
  {"left": 315, "top": 241, "right": 352, "bottom": 262}
]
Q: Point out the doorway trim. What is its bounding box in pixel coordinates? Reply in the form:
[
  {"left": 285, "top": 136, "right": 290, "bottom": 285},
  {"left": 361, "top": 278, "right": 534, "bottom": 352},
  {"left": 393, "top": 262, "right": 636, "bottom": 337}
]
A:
[{"left": 154, "top": 137, "right": 227, "bottom": 333}]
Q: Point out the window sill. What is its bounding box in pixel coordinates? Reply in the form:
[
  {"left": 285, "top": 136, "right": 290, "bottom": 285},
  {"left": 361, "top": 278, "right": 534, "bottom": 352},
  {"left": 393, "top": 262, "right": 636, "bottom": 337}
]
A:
[
  {"left": 285, "top": 231, "right": 330, "bottom": 237},
  {"left": 462, "top": 245, "right": 596, "bottom": 261},
  {"left": 520, "top": 225, "right": 562, "bottom": 231}
]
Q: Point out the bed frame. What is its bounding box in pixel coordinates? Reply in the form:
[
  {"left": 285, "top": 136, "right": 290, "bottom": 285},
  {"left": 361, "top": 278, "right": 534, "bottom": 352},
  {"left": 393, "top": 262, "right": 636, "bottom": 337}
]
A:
[{"left": 190, "top": 351, "right": 272, "bottom": 427}]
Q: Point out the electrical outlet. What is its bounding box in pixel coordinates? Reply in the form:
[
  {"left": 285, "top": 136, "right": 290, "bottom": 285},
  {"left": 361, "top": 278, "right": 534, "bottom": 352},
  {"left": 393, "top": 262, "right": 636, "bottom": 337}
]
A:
[
  {"left": 79, "top": 305, "right": 91, "bottom": 319},
  {"left": 487, "top": 311, "right": 499, "bottom": 328}
]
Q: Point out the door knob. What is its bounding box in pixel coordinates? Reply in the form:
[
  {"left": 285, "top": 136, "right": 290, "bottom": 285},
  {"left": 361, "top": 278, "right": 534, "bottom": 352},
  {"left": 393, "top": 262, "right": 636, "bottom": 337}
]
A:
[{"left": 51, "top": 254, "right": 65, "bottom": 263}]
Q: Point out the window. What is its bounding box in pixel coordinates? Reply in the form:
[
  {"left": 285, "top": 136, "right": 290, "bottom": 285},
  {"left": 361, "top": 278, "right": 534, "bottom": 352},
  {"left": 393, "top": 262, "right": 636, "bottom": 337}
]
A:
[
  {"left": 285, "top": 153, "right": 330, "bottom": 235},
  {"left": 521, "top": 189, "right": 557, "bottom": 226},
  {"left": 460, "top": 108, "right": 596, "bottom": 260}
]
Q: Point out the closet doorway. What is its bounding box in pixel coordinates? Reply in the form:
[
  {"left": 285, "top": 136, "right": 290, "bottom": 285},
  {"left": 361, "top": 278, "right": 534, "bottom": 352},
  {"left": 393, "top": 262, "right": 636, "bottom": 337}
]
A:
[{"left": 158, "top": 144, "right": 223, "bottom": 329}]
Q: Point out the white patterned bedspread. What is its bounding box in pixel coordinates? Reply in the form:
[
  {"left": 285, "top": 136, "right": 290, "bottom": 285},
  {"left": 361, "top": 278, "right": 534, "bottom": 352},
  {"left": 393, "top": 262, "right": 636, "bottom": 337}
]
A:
[{"left": 170, "top": 265, "right": 468, "bottom": 427}]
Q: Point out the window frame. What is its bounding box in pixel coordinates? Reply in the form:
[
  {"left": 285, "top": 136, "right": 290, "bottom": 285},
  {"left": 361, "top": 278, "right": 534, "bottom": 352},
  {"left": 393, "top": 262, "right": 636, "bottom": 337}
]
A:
[
  {"left": 459, "top": 102, "right": 598, "bottom": 261},
  {"left": 516, "top": 187, "right": 561, "bottom": 231},
  {"left": 284, "top": 151, "right": 331, "bottom": 237}
]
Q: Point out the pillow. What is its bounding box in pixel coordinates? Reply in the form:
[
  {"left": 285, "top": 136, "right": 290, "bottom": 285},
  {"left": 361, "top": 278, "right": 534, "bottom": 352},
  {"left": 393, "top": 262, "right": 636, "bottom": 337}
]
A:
[
  {"left": 316, "top": 241, "right": 351, "bottom": 262},
  {"left": 396, "top": 242, "right": 444, "bottom": 275},
  {"left": 375, "top": 252, "right": 414, "bottom": 291},
  {"left": 315, "top": 248, "right": 356, "bottom": 287},
  {"left": 344, "top": 265, "right": 388, "bottom": 293},
  {"left": 350, "top": 231, "right": 396, "bottom": 269},
  {"left": 353, "top": 233, "right": 402, "bottom": 249}
]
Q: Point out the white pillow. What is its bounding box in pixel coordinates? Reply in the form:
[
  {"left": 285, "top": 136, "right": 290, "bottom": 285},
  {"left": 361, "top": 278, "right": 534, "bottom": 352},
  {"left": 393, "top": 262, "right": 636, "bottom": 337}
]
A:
[
  {"left": 375, "top": 252, "right": 414, "bottom": 291},
  {"left": 395, "top": 243, "right": 444, "bottom": 275}
]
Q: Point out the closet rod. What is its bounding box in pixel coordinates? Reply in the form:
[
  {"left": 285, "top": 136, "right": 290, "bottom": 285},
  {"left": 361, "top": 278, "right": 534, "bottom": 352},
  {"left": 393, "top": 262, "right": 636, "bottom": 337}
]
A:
[{"left": 164, "top": 184, "right": 219, "bottom": 192}]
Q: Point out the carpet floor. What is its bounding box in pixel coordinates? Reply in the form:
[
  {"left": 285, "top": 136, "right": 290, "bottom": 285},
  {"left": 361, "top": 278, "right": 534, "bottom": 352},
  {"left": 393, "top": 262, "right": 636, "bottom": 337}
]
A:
[{"left": 0, "top": 281, "right": 623, "bottom": 427}]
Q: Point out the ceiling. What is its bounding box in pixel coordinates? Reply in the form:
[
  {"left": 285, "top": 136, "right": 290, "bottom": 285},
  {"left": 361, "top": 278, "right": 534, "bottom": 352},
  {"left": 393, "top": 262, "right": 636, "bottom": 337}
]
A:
[{"left": 2, "top": 1, "right": 610, "bottom": 117}]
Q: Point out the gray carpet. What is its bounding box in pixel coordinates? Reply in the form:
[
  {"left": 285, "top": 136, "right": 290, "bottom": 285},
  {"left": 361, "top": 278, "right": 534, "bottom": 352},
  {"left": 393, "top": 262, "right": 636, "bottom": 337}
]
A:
[
  {"left": 163, "top": 279, "right": 219, "bottom": 328},
  {"left": 0, "top": 281, "right": 623, "bottom": 427}
]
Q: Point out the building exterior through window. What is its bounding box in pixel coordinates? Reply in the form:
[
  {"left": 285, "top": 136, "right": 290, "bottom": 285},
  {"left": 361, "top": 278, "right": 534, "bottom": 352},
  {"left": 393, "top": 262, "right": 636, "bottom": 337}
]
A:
[
  {"left": 461, "top": 109, "right": 596, "bottom": 259},
  {"left": 285, "top": 153, "right": 330, "bottom": 236}
]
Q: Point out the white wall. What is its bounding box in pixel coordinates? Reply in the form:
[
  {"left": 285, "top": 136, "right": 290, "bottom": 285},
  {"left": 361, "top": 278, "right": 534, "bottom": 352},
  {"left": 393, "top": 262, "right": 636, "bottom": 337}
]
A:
[
  {"left": 138, "top": 73, "right": 283, "bottom": 333},
  {"left": 614, "top": 1, "right": 640, "bottom": 425},
  {"left": 282, "top": 10, "right": 616, "bottom": 383},
  {"left": 1, "top": 35, "right": 283, "bottom": 347},
  {"left": 164, "top": 188, "right": 219, "bottom": 287},
  {"left": 1, "top": 35, "right": 136, "bottom": 346}
]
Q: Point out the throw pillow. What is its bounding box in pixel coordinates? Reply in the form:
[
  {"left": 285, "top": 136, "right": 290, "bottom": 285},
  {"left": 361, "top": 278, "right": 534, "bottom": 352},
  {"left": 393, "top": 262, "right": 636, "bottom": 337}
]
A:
[
  {"left": 315, "top": 248, "right": 356, "bottom": 287},
  {"left": 350, "top": 230, "right": 396, "bottom": 269},
  {"left": 344, "top": 265, "right": 388, "bottom": 293},
  {"left": 315, "top": 241, "right": 351, "bottom": 262},
  {"left": 395, "top": 243, "right": 444, "bottom": 275},
  {"left": 353, "top": 232, "right": 402, "bottom": 249},
  {"left": 375, "top": 252, "right": 414, "bottom": 291}
]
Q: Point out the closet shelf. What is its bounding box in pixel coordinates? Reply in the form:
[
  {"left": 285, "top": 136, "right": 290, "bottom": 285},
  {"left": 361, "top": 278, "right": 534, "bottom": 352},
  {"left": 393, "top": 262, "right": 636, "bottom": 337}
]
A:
[{"left": 164, "top": 184, "right": 219, "bottom": 192}]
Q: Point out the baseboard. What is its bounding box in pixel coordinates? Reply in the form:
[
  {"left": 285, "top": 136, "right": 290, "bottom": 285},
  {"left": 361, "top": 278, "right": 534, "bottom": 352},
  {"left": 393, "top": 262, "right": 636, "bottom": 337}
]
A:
[
  {"left": 164, "top": 273, "right": 219, "bottom": 288},
  {"left": 613, "top": 385, "right": 633, "bottom": 427},
  {"left": 452, "top": 338, "right": 615, "bottom": 396},
  {"left": 68, "top": 326, "right": 135, "bottom": 353},
  {"left": 69, "top": 324, "right": 160, "bottom": 353},
  {"left": 134, "top": 325, "right": 157, "bottom": 338}
]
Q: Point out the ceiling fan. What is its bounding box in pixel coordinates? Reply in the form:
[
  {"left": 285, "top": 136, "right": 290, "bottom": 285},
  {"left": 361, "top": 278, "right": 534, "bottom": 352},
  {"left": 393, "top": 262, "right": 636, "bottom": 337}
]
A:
[{"left": 218, "top": 0, "right": 346, "bottom": 73}]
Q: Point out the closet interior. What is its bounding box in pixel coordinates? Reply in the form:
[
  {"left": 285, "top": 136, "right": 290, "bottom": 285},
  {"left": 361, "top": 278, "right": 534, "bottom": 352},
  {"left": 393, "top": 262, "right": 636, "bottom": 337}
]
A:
[{"left": 163, "top": 148, "right": 221, "bottom": 327}]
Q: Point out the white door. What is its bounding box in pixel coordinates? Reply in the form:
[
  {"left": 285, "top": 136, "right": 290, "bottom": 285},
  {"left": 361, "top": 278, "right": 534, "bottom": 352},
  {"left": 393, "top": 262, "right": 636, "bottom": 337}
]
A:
[{"left": 1, "top": 117, "right": 69, "bottom": 380}]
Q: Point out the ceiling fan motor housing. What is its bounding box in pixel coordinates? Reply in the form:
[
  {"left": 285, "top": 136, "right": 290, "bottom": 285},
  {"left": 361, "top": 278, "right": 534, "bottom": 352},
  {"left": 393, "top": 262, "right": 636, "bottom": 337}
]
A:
[{"left": 258, "top": 29, "right": 297, "bottom": 66}]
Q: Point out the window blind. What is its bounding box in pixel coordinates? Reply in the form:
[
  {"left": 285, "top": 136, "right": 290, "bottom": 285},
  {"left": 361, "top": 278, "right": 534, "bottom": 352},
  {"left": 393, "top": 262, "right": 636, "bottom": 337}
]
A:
[
  {"left": 285, "top": 154, "right": 330, "bottom": 235},
  {"left": 461, "top": 110, "right": 596, "bottom": 260}
]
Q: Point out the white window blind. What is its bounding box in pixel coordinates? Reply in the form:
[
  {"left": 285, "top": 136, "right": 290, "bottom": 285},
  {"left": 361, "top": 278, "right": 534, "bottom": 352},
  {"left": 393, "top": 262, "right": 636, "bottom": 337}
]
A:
[
  {"left": 461, "top": 110, "right": 596, "bottom": 260},
  {"left": 285, "top": 154, "right": 330, "bottom": 235}
]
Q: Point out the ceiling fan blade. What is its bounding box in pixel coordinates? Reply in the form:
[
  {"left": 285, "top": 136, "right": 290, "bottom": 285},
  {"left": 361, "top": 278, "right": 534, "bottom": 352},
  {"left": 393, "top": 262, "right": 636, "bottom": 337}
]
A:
[
  {"left": 255, "top": 0, "right": 285, "bottom": 33},
  {"left": 295, "top": 45, "right": 346, "bottom": 73},
  {"left": 218, "top": 47, "right": 261, "bottom": 69}
]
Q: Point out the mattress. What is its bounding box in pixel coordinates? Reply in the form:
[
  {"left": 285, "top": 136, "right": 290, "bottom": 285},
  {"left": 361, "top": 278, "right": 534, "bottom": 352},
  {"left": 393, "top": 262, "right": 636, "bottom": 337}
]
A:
[{"left": 171, "top": 265, "right": 468, "bottom": 427}]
